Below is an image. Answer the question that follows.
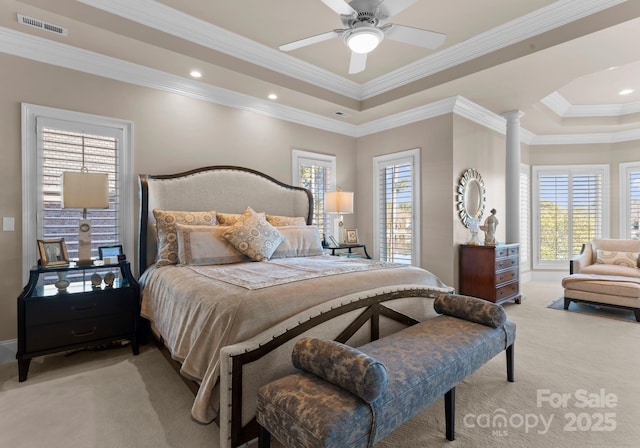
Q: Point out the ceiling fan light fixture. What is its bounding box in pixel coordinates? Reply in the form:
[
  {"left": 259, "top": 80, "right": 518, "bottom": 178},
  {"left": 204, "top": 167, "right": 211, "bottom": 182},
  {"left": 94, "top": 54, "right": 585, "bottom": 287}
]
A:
[{"left": 345, "top": 27, "right": 384, "bottom": 54}]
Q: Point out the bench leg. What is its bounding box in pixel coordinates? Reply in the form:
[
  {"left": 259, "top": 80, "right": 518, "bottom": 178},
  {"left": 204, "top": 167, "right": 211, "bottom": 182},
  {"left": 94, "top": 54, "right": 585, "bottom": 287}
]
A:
[
  {"left": 258, "top": 425, "right": 271, "bottom": 448},
  {"left": 506, "top": 344, "right": 515, "bottom": 382},
  {"left": 445, "top": 387, "right": 455, "bottom": 441}
]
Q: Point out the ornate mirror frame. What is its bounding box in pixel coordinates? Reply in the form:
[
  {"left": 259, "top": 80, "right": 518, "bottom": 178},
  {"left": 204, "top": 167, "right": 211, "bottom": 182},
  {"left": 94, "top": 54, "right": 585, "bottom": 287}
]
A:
[{"left": 456, "top": 168, "right": 486, "bottom": 228}]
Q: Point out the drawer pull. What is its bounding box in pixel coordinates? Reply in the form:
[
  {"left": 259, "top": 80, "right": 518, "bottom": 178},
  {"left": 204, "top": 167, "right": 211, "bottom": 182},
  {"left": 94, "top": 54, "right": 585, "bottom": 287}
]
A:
[
  {"left": 71, "top": 303, "right": 97, "bottom": 312},
  {"left": 72, "top": 327, "right": 96, "bottom": 337}
]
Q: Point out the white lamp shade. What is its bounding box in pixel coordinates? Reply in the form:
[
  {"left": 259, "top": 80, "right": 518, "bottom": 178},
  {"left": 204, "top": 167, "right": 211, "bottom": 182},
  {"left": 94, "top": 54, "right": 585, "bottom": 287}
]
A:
[
  {"left": 325, "top": 191, "right": 354, "bottom": 214},
  {"left": 61, "top": 172, "right": 109, "bottom": 209}
]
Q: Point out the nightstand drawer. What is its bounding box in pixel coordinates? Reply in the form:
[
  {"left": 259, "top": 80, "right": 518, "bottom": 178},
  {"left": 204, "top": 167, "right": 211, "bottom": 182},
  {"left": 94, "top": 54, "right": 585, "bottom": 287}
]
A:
[
  {"left": 25, "top": 288, "right": 134, "bottom": 327},
  {"left": 25, "top": 313, "right": 133, "bottom": 353}
]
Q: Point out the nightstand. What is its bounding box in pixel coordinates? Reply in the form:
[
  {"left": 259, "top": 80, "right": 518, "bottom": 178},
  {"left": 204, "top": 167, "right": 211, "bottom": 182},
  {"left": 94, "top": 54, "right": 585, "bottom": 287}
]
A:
[
  {"left": 17, "top": 260, "right": 140, "bottom": 381},
  {"left": 328, "top": 244, "right": 371, "bottom": 259}
]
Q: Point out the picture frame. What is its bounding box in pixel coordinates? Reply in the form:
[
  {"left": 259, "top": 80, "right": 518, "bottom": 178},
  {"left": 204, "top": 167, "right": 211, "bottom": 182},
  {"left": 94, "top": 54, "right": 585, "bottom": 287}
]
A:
[
  {"left": 98, "top": 244, "right": 123, "bottom": 260},
  {"left": 345, "top": 229, "right": 359, "bottom": 244},
  {"left": 37, "top": 238, "right": 70, "bottom": 268}
]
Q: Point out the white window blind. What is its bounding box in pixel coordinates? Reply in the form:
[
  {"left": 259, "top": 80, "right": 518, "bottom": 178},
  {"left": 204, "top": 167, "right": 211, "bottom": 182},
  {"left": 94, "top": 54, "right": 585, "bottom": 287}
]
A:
[
  {"left": 39, "top": 124, "right": 120, "bottom": 260},
  {"left": 533, "top": 165, "right": 608, "bottom": 268},
  {"left": 520, "top": 165, "right": 530, "bottom": 268},
  {"left": 620, "top": 162, "right": 640, "bottom": 240},
  {"left": 292, "top": 150, "right": 336, "bottom": 240},
  {"left": 373, "top": 149, "right": 420, "bottom": 265}
]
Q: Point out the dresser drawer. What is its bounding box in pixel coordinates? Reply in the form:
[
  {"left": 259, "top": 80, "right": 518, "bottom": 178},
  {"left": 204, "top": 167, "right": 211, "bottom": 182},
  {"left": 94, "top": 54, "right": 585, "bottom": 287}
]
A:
[
  {"left": 496, "top": 257, "right": 518, "bottom": 271},
  {"left": 495, "top": 282, "right": 519, "bottom": 302},
  {"left": 25, "top": 288, "right": 134, "bottom": 327},
  {"left": 495, "top": 247, "right": 509, "bottom": 258},
  {"left": 508, "top": 246, "right": 519, "bottom": 256},
  {"left": 496, "top": 268, "right": 518, "bottom": 285},
  {"left": 25, "top": 313, "right": 133, "bottom": 353}
]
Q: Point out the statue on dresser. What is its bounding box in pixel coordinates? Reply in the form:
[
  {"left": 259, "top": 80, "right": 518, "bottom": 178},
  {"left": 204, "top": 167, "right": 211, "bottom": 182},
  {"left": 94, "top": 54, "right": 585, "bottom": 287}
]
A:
[{"left": 480, "top": 208, "right": 498, "bottom": 246}]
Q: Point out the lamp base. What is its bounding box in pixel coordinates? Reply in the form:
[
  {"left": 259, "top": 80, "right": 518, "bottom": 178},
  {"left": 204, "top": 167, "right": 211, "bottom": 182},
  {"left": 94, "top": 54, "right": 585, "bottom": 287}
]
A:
[{"left": 76, "top": 259, "right": 94, "bottom": 267}]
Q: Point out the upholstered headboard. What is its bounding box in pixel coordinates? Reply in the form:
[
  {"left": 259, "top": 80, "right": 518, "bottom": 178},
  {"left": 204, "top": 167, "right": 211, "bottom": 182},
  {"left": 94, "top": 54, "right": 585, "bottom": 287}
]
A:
[{"left": 138, "top": 165, "right": 313, "bottom": 275}]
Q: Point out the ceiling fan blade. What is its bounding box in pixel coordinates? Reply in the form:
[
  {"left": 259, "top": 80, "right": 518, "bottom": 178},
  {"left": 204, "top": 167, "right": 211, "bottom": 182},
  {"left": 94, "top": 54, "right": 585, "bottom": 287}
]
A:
[
  {"left": 376, "top": 0, "right": 417, "bottom": 19},
  {"left": 321, "top": 0, "right": 357, "bottom": 16},
  {"left": 279, "top": 30, "right": 340, "bottom": 51},
  {"left": 384, "top": 23, "right": 446, "bottom": 49},
  {"left": 348, "top": 51, "right": 367, "bottom": 74}
]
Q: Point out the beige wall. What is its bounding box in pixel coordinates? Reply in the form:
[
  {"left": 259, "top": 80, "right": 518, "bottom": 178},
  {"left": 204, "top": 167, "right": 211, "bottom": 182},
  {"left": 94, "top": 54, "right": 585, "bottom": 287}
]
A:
[{"left": 0, "top": 54, "right": 356, "bottom": 341}]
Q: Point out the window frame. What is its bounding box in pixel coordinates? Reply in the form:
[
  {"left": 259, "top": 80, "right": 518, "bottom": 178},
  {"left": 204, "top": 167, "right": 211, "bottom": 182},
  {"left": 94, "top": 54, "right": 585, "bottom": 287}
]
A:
[
  {"left": 520, "top": 163, "right": 530, "bottom": 271},
  {"left": 373, "top": 148, "right": 421, "bottom": 266},
  {"left": 532, "top": 164, "right": 609, "bottom": 270},
  {"left": 291, "top": 149, "right": 337, "bottom": 237},
  {"left": 619, "top": 161, "right": 640, "bottom": 240},
  {"left": 21, "top": 103, "right": 134, "bottom": 283}
]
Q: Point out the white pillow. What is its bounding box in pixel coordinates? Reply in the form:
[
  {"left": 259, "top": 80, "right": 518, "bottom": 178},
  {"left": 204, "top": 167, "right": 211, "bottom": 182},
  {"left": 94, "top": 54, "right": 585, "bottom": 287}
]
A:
[
  {"left": 176, "top": 224, "right": 248, "bottom": 265},
  {"left": 271, "top": 226, "right": 324, "bottom": 258},
  {"left": 221, "top": 207, "right": 285, "bottom": 261}
]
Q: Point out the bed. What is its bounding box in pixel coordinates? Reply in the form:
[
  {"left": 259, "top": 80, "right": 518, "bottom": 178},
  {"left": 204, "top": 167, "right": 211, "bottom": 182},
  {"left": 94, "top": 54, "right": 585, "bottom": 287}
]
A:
[{"left": 137, "top": 165, "right": 453, "bottom": 448}]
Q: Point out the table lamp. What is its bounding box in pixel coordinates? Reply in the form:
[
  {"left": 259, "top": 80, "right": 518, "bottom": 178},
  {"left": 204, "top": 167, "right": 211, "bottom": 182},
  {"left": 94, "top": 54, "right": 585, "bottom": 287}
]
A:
[
  {"left": 325, "top": 190, "right": 354, "bottom": 242},
  {"left": 61, "top": 169, "right": 109, "bottom": 266}
]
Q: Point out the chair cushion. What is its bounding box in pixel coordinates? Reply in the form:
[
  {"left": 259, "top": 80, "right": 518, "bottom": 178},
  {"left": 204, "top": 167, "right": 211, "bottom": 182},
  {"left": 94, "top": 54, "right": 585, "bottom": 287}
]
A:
[{"left": 562, "top": 274, "right": 640, "bottom": 298}]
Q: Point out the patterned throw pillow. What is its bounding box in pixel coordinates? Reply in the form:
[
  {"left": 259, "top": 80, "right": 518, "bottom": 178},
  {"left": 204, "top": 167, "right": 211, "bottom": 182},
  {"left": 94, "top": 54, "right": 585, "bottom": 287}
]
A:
[
  {"left": 595, "top": 250, "right": 640, "bottom": 268},
  {"left": 217, "top": 211, "right": 266, "bottom": 226},
  {"left": 266, "top": 215, "right": 307, "bottom": 226},
  {"left": 153, "top": 209, "right": 216, "bottom": 267},
  {"left": 175, "top": 224, "right": 248, "bottom": 265},
  {"left": 221, "top": 207, "right": 284, "bottom": 261}
]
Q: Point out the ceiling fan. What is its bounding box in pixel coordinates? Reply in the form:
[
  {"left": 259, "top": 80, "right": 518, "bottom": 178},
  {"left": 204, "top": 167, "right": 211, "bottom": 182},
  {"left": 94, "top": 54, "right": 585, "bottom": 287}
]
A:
[{"left": 278, "top": 0, "right": 446, "bottom": 74}]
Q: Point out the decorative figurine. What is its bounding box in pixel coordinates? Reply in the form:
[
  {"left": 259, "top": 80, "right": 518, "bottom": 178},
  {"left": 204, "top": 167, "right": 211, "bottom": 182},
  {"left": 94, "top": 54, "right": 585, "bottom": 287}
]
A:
[
  {"left": 104, "top": 271, "right": 115, "bottom": 288},
  {"left": 480, "top": 208, "right": 498, "bottom": 246},
  {"left": 91, "top": 272, "right": 102, "bottom": 289},
  {"left": 467, "top": 217, "right": 482, "bottom": 245},
  {"left": 54, "top": 271, "right": 70, "bottom": 293}
]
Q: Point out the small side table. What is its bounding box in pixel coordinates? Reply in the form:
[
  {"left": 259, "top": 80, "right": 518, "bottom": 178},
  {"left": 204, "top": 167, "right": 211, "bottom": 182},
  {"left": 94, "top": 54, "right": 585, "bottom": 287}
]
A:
[{"left": 328, "top": 244, "right": 371, "bottom": 259}]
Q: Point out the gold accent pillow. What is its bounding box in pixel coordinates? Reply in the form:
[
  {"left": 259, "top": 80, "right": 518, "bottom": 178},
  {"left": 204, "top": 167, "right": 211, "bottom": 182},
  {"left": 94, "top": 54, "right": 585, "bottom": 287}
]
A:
[
  {"left": 221, "top": 207, "right": 284, "bottom": 261},
  {"left": 176, "top": 224, "right": 249, "bottom": 265},
  {"left": 153, "top": 209, "right": 216, "bottom": 267},
  {"left": 217, "top": 211, "right": 265, "bottom": 226},
  {"left": 266, "top": 215, "right": 307, "bottom": 226},
  {"left": 596, "top": 250, "right": 640, "bottom": 268}
]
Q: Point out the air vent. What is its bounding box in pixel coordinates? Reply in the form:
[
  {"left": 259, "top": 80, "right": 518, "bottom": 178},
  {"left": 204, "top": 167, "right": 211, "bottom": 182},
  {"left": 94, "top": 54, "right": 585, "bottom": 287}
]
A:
[
  {"left": 17, "top": 14, "right": 68, "bottom": 36},
  {"left": 333, "top": 111, "right": 352, "bottom": 118}
]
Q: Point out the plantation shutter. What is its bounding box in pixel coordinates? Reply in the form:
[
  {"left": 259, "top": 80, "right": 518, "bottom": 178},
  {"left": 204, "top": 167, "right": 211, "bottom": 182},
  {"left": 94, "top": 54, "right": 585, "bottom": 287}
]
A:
[
  {"left": 37, "top": 117, "right": 120, "bottom": 261},
  {"left": 374, "top": 150, "right": 420, "bottom": 265},
  {"left": 296, "top": 155, "right": 334, "bottom": 239},
  {"left": 534, "top": 166, "right": 607, "bottom": 267}
]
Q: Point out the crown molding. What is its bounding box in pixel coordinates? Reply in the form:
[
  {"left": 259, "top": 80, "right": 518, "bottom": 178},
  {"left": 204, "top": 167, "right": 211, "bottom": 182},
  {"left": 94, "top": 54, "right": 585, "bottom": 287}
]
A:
[
  {"left": 542, "top": 91, "right": 640, "bottom": 117},
  {"left": 78, "top": 0, "right": 624, "bottom": 102},
  {"left": 3, "top": 26, "right": 638, "bottom": 144}
]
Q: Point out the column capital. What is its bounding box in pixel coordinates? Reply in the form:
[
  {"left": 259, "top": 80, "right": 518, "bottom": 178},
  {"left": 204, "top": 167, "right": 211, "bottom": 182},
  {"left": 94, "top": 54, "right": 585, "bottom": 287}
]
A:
[{"left": 502, "top": 110, "right": 524, "bottom": 121}]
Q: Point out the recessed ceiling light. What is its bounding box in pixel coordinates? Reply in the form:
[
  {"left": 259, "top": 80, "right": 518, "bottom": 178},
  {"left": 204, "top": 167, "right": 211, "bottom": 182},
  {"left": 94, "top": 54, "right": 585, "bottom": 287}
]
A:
[
  {"left": 268, "top": 93, "right": 278, "bottom": 100},
  {"left": 190, "top": 70, "right": 202, "bottom": 78},
  {"left": 619, "top": 88, "right": 634, "bottom": 96}
]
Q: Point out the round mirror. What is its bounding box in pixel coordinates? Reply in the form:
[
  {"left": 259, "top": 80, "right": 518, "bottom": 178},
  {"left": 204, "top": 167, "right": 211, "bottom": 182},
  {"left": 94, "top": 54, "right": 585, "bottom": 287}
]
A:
[{"left": 456, "top": 168, "right": 486, "bottom": 228}]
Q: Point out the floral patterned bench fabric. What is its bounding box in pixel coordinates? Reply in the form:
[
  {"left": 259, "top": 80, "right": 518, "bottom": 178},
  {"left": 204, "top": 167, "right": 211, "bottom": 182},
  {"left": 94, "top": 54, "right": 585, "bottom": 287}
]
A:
[{"left": 256, "top": 294, "right": 516, "bottom": 448}]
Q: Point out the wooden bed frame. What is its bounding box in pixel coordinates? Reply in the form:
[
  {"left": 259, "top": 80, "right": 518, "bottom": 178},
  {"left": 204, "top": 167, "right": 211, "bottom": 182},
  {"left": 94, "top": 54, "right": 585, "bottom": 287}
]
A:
[{"left": 137, "top": 165, "right": 452, "bottom": 448}]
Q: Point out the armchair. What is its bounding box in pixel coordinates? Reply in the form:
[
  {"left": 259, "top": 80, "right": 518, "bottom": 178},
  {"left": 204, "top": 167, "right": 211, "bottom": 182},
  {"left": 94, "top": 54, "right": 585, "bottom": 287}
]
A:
[{"left": 562, "top": 238, "right": 640, "bottom": 322}]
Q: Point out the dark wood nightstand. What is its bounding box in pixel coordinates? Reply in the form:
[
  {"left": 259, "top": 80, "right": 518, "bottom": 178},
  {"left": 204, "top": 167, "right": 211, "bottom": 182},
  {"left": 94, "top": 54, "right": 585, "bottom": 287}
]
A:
[
  {"left": 17, "top": 260, "right": 140, "bottom": 381},
  {"left": 328, "top": 244, "right": 371, "bottom": 259}
]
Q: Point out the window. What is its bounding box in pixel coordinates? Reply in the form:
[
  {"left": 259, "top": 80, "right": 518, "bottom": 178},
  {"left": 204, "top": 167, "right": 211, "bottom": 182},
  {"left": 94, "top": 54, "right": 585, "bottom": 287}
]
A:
[
  {"left": 520, "top": 164, "right": 530, "bottom": 269},
  {"left": 22, "top": 104, "right": 133, "bottom": 282},
  {"left": 532, "top": 165, "right": 608, "bottom": 269},
  {"left": 620, "top": 162, "right": 640, "bottom": 240},
  {"left": 292, "top": 150, "right": 336, "bottom": 239},
  {"left": 373, "top": 149, "right": 420, "bottom": 265}
]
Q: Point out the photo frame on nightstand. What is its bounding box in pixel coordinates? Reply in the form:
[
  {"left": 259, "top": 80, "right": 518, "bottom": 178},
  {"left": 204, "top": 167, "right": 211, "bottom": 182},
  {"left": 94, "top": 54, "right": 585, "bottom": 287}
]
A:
[
  {"left": 37, "top": 238, "right": 70, "bottom": 268},
  {"left": 345, "top": 229, "right": 359, "bottom": 244}
]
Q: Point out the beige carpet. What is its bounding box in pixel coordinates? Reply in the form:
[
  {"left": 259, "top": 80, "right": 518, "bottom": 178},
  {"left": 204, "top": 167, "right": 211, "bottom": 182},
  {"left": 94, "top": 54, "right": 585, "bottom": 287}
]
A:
[{"left": 1, "top": 281, "right": 639, "bottom": 448}]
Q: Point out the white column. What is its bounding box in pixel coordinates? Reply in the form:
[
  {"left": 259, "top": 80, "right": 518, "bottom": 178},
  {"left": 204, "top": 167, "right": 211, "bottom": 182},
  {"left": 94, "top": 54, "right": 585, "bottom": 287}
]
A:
[{"left": 503, "top": 111, "right": 523, "bottom": 244}]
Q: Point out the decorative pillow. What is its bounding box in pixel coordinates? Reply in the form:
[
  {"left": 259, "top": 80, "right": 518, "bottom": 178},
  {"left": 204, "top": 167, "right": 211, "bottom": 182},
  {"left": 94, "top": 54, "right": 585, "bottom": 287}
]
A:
[
  {"left": 434, "top": 293, "right": 507, "bottom": 328},
  {"left": 153, "top": 209, "right": 216, "bottom": 267},
  {"left": 217, "top": 211, "right": 265, "bottom": 226},
  {"left": 221, "top": 207, "right": 285, "bottom": 261},
  {"left": 292, "top": 337, "right": 388, "bottom": 403},
  {"left": 271, "top": 226, "right": 324, "bottom": 258},
  {"left": 266, "top": 215, "right": 307, "bottom": 227},
  {"left": 175, "top": 224, "right": 249, "bottom": 265},
  {"left": 596, "top": 250, "right": 640, "bottom": 268}
]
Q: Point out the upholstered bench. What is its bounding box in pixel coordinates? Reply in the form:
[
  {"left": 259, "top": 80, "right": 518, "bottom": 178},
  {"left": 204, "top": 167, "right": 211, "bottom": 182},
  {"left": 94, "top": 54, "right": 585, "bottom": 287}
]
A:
[{"left": 256, "top": 294, "right": 516, "bottom": 448}]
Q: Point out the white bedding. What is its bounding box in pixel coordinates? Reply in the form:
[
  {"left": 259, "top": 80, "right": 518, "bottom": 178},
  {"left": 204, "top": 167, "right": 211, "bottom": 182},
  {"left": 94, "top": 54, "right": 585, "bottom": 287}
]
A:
[{"left": 140, "top": 255, "right": 451, "bottom": 423}]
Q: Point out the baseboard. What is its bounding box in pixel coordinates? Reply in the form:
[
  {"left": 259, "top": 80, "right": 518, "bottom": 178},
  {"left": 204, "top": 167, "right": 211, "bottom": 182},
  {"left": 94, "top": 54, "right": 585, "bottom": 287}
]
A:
[{"left": 0, "top": 339, "right": 17, "bottom": 364}]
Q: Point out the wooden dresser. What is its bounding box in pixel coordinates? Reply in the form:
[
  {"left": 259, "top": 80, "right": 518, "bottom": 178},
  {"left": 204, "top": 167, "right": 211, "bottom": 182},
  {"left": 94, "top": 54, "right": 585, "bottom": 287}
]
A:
[{"left": 458, "top": 243, "right": 521, "bottom": 304}]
